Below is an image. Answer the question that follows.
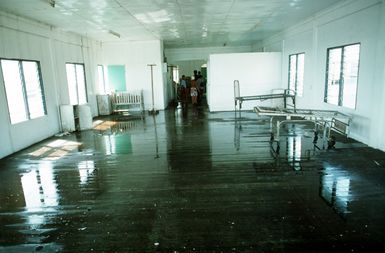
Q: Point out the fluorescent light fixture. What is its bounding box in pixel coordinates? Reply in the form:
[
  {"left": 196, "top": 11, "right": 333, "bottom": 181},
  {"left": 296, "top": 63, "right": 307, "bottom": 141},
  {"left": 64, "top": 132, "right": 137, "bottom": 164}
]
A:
[
  {"left": 134, "top": 9, "right": 171, "bottom": 24},
  {"left": 108, "top": 30, "right": 121, "bottom": 38}
]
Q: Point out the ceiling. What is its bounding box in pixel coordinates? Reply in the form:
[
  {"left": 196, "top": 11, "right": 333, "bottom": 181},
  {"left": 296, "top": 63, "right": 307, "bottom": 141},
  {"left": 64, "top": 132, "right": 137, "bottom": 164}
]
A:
[{"left": 0, "top": 0, "right": 346, "bottom": 48}]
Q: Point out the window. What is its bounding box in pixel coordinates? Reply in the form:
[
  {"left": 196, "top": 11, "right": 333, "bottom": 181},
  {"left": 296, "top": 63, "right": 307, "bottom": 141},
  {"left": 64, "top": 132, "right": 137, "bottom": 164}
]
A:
[
  {"left": 288, "top": 53, "right": 305, "bottom": 96},
  {"left": 66, "top": 63, "right": 87, "bottom": 105},
  {"left": 324, "top": 43, "right": 360, "bottom": 109},
  {"left": 97, "top": 65, "right": 107, "bottom": 94},
  {"left": 0, "top": 59, "right": 46, "bottom": 124}
]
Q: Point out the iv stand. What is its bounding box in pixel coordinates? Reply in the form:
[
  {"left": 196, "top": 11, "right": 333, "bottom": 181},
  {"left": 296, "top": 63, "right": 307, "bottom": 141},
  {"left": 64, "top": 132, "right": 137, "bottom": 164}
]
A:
[{"left": 147, "top": 64, "right": 158, "bottom": 115}]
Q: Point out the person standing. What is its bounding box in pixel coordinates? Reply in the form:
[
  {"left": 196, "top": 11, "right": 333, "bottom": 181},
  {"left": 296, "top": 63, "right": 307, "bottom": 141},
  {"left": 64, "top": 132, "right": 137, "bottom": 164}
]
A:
[
  {"left": 179, "top": 75, "right": 188, "bottom": 103},
  {"left": 193, "top": 70, "right": 198, "bottom": 80},
  {"left": 196, "top": 74, "right": 204, "bottom": 104},
  {"left": 190, "top": 76, "right": 198, "bottom": 105}
]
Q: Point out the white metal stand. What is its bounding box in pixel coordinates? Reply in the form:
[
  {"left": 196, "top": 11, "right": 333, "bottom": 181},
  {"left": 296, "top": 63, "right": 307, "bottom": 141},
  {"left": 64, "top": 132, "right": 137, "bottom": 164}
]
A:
[{"left": 147, "top": 64, "right": 158, "bottom": 115}]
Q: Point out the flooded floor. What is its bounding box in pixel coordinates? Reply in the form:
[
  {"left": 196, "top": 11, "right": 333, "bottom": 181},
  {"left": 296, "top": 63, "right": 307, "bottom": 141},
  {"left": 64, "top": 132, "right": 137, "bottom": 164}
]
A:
[{"left": 1, "top": 105, "right": 385, "bottom": 252}]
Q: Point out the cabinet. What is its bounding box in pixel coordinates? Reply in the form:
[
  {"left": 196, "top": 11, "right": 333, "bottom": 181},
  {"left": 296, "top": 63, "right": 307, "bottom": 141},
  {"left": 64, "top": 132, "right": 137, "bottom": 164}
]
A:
[
  {"left": 97, "top": 95, "right": 112, "bottom": 115},
  {"left": 60, "top": 105, "right": 75, "bottom": 132},
  {"left": 60, "top": 104, "right": 92, "bottom": 132},
  {"left": 78, "top": 105, "right": 93, "bottom": 130}
]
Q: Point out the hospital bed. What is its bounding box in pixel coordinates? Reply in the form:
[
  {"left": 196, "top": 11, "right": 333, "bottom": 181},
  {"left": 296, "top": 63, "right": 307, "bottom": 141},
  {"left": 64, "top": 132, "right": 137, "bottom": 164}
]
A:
[
  {"left": 110, "top": 91, "right": 144, "bottom": 115},
  {"left": 254, "top": 106, "right": 352, "bottom": 149},
  {"left": 234, "top": 80, "right": 296, "bottom": 111}
]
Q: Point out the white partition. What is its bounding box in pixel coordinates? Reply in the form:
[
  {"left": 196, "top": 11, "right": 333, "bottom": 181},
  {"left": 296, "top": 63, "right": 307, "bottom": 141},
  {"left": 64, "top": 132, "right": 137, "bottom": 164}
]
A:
[
  {"left": 78, "top": 105, "right": 93, "bottom": 130},
  {"left": 207, "top": 52, "right": 282, "bottom": 111},
  {"left": 60, "top": 105, "right": 75, "bottom": 132}
]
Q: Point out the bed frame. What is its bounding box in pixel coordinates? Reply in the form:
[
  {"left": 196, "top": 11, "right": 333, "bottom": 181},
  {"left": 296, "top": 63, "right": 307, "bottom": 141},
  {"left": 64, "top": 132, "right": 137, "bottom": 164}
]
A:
[
  {"left": 234, "top": 80, "right": 296, "bottom": 111},
  {"left": 110, "top": 91, "right": 144, "bottom": 115},
  {"left": 254, "top": 106, "right": 352, "bottom": 147}
]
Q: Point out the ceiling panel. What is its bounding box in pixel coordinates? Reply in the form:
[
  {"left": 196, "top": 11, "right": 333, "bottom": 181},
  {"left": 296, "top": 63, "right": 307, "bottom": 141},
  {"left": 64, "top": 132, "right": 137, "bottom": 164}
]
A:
[{"left": 0, "top": 0, "right": 346, "bottom": 48}]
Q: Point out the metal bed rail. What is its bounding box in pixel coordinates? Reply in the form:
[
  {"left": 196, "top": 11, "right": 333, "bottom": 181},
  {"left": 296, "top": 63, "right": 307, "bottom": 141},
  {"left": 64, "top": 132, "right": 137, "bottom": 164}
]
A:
[
  {"left": 110, "top": 91, "right": 144, "bottom": 114},
  {"left": 234, "top": 80, "right": 296, "bottom": 111},
  {"left": 253, "top": 105, "right": 352, "bottom": 145}
]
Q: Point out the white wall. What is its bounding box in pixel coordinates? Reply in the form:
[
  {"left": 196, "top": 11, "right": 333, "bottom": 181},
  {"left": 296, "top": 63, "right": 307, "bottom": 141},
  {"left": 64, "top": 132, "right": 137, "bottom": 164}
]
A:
[
  {"left": 165, "top": 45, "right": 254, "bottom": 84},
  {"left": 165, "top": 45, "right": 253, "bottom": 63},
  {"left": 259, "top": 0, "right": 385, "bottom": 151},
  {"left": 0, "top": 11, "right": 101, "bottom": 159},
  {"left": 375, "top": 1, "right": 385, "bottom": 151},
  {"left": 101, "top": 40, "right": 166, "bottom": 110},
  {"left": 52, "top": 37, "right": 100, "bottom": 116},
  {"left": 161, "top": 42, "right": 172, "bottom": 108},
  {"left": 208, "top": 52, "right": 282, "bottom": 111}
]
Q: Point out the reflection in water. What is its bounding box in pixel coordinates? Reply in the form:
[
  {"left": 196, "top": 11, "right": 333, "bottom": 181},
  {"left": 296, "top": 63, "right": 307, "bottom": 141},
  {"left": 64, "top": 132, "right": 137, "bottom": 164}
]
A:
[
  {"left": 175, "top": 107, "right": 183, "bottom": 126},
  {"left": 174, "top": 106, "right": 186, "bottom": 141},
  {"left": 167, "top": 106, "right": 211, "bottom": 171},
  {"left": 94, "top": 120, "right": 142, "bottom": 135},
  {"left": 93, "top": 120, "right": 117, "bottom": 131},
  {"left": 153, "top": 115, "right": 160, "bottom": 159},
  {"left": 78, "top": 160, "right": 96, "bottom": 185},
  {"left": 104, "top": 135, "right": 116, "bottom": 155},
  {"left": 287, "top": 136, "right": 302, "bottom": 171},
  {"left": 94, "top": 120, "right": 142, "bottom": 155},
  {"left": 20, "top": 162, "right": 59, "bottom": 229},
  {"left": 234, "top": 118, "right": 241, "bottom": 151},
  {"left": 101, "top": 134, "right": 132, "bottom": 155},
  {"left": 320, "top": 166, "right": 351, "bottom": 219},
  {"left": 112, "top": 121, "right": 141, "bottom": 133}
]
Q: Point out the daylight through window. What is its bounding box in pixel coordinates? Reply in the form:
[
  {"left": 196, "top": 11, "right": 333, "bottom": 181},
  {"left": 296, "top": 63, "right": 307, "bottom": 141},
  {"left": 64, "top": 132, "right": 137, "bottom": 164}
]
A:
[
  {"left": 324, "top": 43, "right": 360, "bottom": 109},
  {"left": 97, "top": 65, "right": 107, "bottom": 94},
  {"left": 288, "top": 53, "right": 305, "bottom": 97},
  {"left": 0, "top": 59, "right": 46, "bottom": 124},
  {"left": 66, "top": 63, "right": 87, "bottom": 105}
]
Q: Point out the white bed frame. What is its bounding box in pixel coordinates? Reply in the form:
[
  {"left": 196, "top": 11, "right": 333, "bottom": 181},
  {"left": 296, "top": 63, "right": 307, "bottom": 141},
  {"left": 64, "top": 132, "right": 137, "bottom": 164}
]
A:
[{"left": 110, "top": 91, "right": 144, "bottom": 115}]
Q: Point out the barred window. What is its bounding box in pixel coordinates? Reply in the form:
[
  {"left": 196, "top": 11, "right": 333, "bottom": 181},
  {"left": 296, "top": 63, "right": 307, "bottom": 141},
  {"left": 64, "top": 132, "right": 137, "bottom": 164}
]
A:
[
  {"left": 66, "top": 63, "right": 87, "bottom": 105},
  {"left": 324, "top": 43, "right": 360, "bottom": 109},
  {"left": 288, "top": 53, "right": 305, "bottom": 96},
  {"left": 0, "top": 59, "right": 46, "bottom": 124}
]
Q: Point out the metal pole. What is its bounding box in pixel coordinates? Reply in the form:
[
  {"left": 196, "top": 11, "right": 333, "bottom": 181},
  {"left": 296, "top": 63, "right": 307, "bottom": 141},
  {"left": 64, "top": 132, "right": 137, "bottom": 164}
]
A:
[
  {"left": 147, "top": 64, "right": 157, "bottom": 114},
  {"left": 153, "top": 113, "right": 160, "bottom": 159}
]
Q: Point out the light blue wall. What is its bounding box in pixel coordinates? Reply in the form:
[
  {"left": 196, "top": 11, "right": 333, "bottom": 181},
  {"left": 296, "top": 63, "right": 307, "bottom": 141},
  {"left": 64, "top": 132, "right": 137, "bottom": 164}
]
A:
[{"left": 107, "top": 65, "right": 126, "bottom": 92}]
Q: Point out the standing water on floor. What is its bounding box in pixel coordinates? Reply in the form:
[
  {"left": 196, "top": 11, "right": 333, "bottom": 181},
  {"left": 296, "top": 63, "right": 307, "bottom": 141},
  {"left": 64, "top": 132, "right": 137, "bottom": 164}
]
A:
[{"left": 1, "top": 108, "right": 385, "bottom": 252}]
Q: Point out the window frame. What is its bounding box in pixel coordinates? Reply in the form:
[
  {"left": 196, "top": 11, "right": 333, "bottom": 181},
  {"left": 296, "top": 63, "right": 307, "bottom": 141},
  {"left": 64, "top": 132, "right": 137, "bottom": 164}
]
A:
[
  {"left": 0, "top": 58, "right": 47, "bottom": 124},
  {"left": 324, "top": 43, "right": 361, "bottom": 109},
  {"left": 97, "top": 64, "right": 107, "bottom": 94},
  {"left": 65, "top": 62, "right": 88, "bottom": 105},
  {"left": 288, "top": 52, "right": 305, "bottom": 97}
]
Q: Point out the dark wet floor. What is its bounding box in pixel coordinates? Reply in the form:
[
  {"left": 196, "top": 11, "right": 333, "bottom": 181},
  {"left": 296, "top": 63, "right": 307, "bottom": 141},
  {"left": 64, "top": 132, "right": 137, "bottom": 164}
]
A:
[{"left": 1, "top": 104, "right": 385, "bottom": 253}]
